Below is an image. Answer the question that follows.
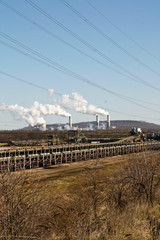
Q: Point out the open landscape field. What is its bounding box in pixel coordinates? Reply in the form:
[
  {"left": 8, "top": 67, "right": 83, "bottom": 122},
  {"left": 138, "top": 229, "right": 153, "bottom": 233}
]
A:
[
  {"left": 1, "top": 150, "right": 160, "bottom": 240},
  {"left": 1, "top": 128, "right": 160, "bottom": 239}
]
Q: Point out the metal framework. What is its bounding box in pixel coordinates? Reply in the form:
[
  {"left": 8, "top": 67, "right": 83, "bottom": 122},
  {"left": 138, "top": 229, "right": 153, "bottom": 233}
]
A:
[{"left": 0, "top": 141, "right": 160, "bottom": 172}]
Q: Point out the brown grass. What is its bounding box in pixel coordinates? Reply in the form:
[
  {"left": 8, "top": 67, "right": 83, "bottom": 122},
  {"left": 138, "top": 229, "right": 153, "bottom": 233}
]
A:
[{"left": 1, "top": 151, "right": 160, "bottom": 239}]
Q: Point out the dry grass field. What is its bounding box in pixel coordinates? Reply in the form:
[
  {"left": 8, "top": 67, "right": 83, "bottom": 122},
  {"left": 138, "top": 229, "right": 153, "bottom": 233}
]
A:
[
  {"left": 1, "top": 128, "right": 160, "bottom": 239},
  {"left": 1, "top": 150, "right": 160, "bottom": 239}
]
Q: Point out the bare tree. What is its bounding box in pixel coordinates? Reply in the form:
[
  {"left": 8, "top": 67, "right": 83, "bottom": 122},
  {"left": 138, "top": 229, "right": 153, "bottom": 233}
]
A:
[
  {"left": 0, "top": 172, "right": 50, "bottom": 240},
  {"left": 121, "top": 154, "right": 160, "bottom": 205}
]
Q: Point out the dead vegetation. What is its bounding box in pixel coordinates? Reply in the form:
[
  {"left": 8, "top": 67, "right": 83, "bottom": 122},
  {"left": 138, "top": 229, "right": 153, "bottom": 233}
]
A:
[
  {"left": 0, "top": 153, "right": 160, "bottom": 239},
  {"left": 0, "top": 129, "right": 130, "bottom": 143}
]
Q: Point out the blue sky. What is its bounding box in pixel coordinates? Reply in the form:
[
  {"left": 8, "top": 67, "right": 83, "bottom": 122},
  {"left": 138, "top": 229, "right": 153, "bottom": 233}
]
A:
[{"left": 0, "top": 0, "right": 160, "bottom": 130}]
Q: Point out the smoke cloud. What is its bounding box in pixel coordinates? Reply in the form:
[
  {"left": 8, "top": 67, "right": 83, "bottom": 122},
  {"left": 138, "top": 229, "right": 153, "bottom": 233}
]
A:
[
  {"left": 0, "top": 101, "right": 71, "bottom": 127},
  {"left": 48, "top": 88, "right": 54, "bottom": 96},
  {"left": 32, "top": 101, "right": 71, "bottom": 117},
  {"left": 0, "top": 103, "right": 45, "bottom": 126},
  {"left": 57, "top": 92, "right": 109, "bottom": 116}
]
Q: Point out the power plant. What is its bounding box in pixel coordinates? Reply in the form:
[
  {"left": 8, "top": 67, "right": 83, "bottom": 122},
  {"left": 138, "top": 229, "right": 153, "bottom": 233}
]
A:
[
  {"left": 30, "top": 113, "right": 111, "bottom": 131},
  {"left": 0, "top": 98, "right": 111, "bottom": 131},
  {"left": 96, "top": 114, "right": 110, "bottom": 130}
]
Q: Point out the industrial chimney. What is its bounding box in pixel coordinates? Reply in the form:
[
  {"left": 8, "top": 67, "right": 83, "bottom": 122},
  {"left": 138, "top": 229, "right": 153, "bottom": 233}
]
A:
[
  {"left": 96, "top": 114, "right": 99, "bottom": 129},
  {"left": 107, "top": 114, "right": 110, "bottom": 128},
  {"left": 40, "top": 122, "right": 46, "bottom": 131},
  {"left": 69, "top": 115, "right": 72, "bottom": 128}
]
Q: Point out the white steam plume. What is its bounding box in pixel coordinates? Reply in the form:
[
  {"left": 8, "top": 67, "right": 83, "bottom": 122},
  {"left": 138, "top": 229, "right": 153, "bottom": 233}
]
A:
[
  {"left": 48, "top": 88, "right": 54, "bottom": 96},
  {"left": 57, "top": 92, "right": 109, "bottom": 116},
  {"left": 32, "top": 101, "right": 71, "bottom": 117},
  {"left": 0, "top": 103, "right": 45, "bottom": 126},
  {"left": 0, "top": 101, "right": 71, "bottom": 127}
]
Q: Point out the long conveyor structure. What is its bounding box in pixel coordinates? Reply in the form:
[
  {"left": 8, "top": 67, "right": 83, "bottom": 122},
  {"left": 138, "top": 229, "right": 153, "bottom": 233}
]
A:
[{"left": 0, "top": 141, "right": 160, "bottom": 172}]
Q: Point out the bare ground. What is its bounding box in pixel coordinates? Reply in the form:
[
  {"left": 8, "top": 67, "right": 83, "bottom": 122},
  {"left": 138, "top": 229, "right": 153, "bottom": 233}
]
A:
[{"left": 28, "top": 151, "right": 160, "bottom": 182}]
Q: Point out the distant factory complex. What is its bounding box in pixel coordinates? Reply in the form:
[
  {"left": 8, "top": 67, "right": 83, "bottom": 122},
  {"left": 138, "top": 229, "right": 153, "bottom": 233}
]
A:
[
  {"left": 36, "top": 114, "right": 111, "bottom": 131},
  {"left": 0, "top": 92, "right": 111, "bottom": 131}
]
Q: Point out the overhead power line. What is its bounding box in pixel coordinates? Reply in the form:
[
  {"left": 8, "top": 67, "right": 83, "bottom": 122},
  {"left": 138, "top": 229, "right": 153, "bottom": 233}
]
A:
[
  {"left": 0, "top": 0, "right": 140, "bottom": 84},
  {"left": 0, "top": 70, "right": 61, "bottom": 96},
  {"left": 0, "top": 70, "right": 140, "bottom": 119},
  {"left": 106, "top": 108, "right": 160, "bottom": 121},
  {"left": 20, "top": 0, "right": 160, "bottom": 91},
  {"left": 0, "top": 68, "right": 159, "bottom": 109},
  {"left": 0, "top": 70, "right": 159, "bottom": 121},
  {"left": 0, "top": 71, "right": 109, "bottom": 116},
  {"left": 59, "top": 0, "right": 160, "bottom": 77},
  {"left": 86, "top": 0, "right": 160, "bottom": 63},
  {"left": 0, "top": 33, "right": 160, "bottom": 114},
  {"left": 0, "top": 0, "right": 159, "bottom": 92},
  {"left": 0, "top": 64, "right": 159, "bottom": 107}
]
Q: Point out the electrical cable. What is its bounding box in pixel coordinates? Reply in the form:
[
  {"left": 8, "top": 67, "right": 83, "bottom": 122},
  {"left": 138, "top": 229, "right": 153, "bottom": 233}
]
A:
[
  {"left": 1, "top": 70, "right": 160, "bottom": 121},
  {"left": 59, "top": 0, "right": 160, "bottom": 77},
  {"left": 0, "top": 34, "right": 160, "bottom": 114},
  {"left": 0, "top": 70, "right": 61, "bottom": 96},
  {"left": 1, "top": 0, "right": 159, "bottom": 92},
  {"left": 106, "top": 108, "right": 160, "bottom": 121},
  {"left": 0, "top": 0, "right": 139, "bottom": 84},
  {"left": 86, "top": 0, "right": 160, "bottom": 63},
  {"left": 13, "top": 0, "right": 159, "bottom": 91}
]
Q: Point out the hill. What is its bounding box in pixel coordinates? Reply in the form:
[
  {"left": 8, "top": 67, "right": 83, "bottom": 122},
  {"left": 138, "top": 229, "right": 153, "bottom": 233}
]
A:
[{"left": 46, "top": 120, "right": 160, "bottom": 130}]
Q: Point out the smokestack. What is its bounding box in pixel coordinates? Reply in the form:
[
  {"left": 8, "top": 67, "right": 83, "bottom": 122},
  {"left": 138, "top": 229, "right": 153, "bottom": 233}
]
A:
[
  {"left": 69, "top": 115, "right": 72, "bottom": 128},
  {"left": 40, "top": 122, "right": 46, "bottom": 131},
  {"left": 107, "top": 114, "right": 110, "bottom": 128},
  {"left": 96, "top": 114, "right": 99, "bottom": 129}
]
